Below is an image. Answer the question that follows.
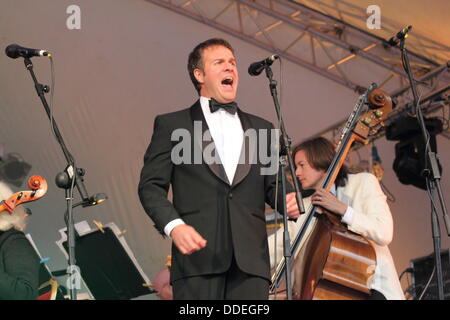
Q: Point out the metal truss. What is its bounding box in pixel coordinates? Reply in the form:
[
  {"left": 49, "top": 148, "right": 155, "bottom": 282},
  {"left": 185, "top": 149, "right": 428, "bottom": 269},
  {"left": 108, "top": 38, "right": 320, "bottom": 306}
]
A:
[{"left": 146, "top": 0, "right": 450, "bottom": 141}]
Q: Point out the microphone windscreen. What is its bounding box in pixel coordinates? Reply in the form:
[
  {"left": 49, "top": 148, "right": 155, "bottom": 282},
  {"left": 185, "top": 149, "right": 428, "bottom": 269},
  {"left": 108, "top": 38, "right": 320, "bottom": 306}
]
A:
[{"left": 5, "top": 44, "right": 20, "bottom": 59}]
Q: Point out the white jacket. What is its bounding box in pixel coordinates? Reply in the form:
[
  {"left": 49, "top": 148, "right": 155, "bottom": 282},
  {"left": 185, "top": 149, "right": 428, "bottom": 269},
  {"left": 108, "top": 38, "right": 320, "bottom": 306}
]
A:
[{"left": 268, "top": 172, "right": 405, "bottom": 300}]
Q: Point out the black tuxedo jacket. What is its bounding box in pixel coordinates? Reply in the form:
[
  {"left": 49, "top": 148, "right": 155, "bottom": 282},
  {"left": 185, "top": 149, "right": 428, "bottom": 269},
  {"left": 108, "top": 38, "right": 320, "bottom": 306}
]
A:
[{"left": 138, "top": 100, "right": 289, "bottom": 282}]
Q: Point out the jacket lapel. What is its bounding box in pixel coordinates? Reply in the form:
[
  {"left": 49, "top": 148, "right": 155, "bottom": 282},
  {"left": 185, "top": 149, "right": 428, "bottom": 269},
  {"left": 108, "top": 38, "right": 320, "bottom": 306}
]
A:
[
  {"left": 231, "top": 109, "right": 254, "bottom": 188},
  {"left": 190, "top": 100, "right": 230, "bottom": 185}
]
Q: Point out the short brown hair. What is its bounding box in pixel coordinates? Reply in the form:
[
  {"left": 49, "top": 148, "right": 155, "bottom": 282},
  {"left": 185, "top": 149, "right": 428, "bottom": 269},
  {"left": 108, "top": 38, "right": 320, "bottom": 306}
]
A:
[
  {"left": 187, "top": 38, "right": 235, "bottom": 94},
  {"left": 292, "top": 137, "right": 348, "bottom": 187}
]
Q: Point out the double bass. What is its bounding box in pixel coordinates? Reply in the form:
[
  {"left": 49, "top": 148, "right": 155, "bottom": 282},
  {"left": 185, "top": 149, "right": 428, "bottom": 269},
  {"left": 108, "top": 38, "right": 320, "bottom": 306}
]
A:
[{"left": 270, "top": 84, "right": 393, "bottom": 300}]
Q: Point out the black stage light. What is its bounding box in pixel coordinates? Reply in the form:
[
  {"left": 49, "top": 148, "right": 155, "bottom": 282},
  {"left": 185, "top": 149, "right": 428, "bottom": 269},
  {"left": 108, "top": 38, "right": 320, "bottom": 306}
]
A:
[{"left": 386, "top": 117, "right": 443, "bottom": 190}]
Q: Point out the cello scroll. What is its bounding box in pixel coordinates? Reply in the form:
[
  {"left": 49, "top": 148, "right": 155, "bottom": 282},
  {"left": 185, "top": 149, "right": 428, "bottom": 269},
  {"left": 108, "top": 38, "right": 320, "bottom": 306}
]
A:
[{"left": 0, "top": 175, "right": 48, "bottom": 214}]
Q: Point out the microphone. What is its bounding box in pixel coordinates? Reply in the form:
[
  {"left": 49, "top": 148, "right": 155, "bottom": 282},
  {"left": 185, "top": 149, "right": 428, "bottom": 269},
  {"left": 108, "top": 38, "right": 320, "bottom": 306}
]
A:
[
  {"left": 5, "top": 44, "right": 50, "bottom": 59},
  {"left": 387, "top": 26, "right": 412, "bottom": 46},
  {"left": 248, "top": 54, "right": 279, "bottom": 76}
]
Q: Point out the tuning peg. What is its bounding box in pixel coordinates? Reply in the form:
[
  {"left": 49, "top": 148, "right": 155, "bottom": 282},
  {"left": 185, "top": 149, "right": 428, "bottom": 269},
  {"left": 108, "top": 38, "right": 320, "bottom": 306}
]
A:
[{"left": 363, "top": 117, "right": 372, "bottom": 126}]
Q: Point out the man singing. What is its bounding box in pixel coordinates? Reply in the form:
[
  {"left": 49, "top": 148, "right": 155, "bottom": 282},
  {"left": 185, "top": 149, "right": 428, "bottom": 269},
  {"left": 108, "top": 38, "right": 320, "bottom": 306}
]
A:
[{"left": 138, "top": 38, "right": 298, "bottom": 300}]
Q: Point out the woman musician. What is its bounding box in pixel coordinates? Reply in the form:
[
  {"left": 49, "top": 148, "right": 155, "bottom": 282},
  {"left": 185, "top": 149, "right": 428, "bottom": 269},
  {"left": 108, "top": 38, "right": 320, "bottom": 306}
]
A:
[{"left": 269, "top": 137, "right": 404, "bottom": 300}]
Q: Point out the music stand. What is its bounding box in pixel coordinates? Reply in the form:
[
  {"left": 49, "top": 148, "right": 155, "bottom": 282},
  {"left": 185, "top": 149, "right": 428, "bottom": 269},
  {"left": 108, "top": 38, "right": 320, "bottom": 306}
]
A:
[{"left": 56, "top": 221, "right": 154, "bottom": 300}]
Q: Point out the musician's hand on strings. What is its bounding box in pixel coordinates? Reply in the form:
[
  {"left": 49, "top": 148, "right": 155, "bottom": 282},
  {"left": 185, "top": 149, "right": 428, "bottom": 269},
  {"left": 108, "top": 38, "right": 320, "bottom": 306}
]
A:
[
  {"left": 311, "top": 188, "right": 347, "bottom": 216},
  {"left": 286, "top": 192, "right": 300, "bottom": 219},
  {"left": 171, "top": 224, "right": 207, "bottom": 255}
]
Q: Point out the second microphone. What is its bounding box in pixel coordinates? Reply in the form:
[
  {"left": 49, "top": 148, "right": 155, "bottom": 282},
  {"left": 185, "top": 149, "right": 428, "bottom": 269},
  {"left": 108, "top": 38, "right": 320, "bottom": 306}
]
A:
[{"left": 248, "top": 54, "right": 279, "bottom": 76}]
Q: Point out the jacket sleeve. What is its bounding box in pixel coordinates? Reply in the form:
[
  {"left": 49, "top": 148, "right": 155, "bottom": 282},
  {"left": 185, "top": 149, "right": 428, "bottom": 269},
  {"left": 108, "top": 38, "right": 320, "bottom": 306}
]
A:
[
  {"left": 138, "top": 115, "right": 180, "bottom": 236},
  {"left": 346, "top": 173, "right": 393, "bottom": 246},
  {"left": 0, "top": 233, "right": 39, "bottom": 300}
]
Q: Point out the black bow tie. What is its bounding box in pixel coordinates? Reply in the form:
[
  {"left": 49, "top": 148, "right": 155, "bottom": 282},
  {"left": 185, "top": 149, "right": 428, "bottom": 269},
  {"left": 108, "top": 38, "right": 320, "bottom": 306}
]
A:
[{"left": 209, "top": 98, "right": 238, "bottom": 115}]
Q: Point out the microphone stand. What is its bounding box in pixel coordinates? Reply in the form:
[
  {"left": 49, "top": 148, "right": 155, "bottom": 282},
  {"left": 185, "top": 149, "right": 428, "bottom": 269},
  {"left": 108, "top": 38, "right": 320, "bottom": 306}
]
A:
[
  {"left": 399, "top": 38, "right": 450, "bottom": 300},
  {"left": 22, "top": 57, "right": 105, "bottom": 300},
  {"left": 264, "top": 64, "right": 305, "bottom": 300}
]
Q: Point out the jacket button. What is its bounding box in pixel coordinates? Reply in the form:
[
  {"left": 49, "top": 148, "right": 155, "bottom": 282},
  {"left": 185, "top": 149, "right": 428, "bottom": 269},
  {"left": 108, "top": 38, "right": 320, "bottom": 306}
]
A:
[{"left": 229, "top": 193, "right": 233, "bottom": 199}]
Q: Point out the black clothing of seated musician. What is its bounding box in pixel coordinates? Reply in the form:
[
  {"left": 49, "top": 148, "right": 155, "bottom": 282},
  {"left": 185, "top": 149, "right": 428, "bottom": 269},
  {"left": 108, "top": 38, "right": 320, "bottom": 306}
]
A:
[{"left": 0, "top": 181, "right": 39, "bottom": 300}]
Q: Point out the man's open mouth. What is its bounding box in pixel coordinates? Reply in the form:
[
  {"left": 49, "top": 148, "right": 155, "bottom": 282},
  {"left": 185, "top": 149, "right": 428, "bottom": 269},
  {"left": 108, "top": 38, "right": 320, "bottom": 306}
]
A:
[{"left": 221, "top": 77, "right": 234, "bottom": 88}]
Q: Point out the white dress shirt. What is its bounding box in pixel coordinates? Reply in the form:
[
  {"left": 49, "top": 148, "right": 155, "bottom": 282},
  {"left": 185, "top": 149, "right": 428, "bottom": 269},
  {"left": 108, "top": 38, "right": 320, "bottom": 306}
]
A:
[
  {"left": 330, "top": 184, "right": 354, "bottom": 225},
  {"left": 164, "top": 96, "right": 244, "bottom": 237}
]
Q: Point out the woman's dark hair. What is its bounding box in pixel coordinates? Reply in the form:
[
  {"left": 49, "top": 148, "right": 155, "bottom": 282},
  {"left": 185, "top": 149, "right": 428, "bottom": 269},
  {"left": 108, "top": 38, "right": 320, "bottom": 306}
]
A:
[
  {"left": 187, "top": 38, "right": 235, "bottom": 94},
  {"left": 292, "top": 136, "right": 348, "bottom": 187}
]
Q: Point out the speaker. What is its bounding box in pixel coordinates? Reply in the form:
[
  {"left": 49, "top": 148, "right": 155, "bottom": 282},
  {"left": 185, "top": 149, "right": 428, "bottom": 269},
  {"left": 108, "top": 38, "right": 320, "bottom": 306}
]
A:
[{"left": 411, "top": 249, "right": 450, "bottom": 300}]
